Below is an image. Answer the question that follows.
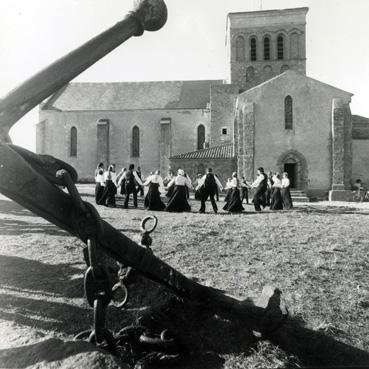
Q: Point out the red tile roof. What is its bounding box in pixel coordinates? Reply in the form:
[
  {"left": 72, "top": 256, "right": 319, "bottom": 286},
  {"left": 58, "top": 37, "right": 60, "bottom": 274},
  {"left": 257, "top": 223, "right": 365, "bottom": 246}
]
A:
[{"left": 171, "top": 143, "right": 234, "bottom": 160}]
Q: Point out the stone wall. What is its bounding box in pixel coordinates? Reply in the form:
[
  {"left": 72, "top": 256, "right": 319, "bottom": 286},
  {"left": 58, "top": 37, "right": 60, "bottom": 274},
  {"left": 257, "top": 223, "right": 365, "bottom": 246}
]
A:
[
  {"left": 210, "top": 84, "right": 239, "bottom": 146},
  {"left": 226, "top": 8, "right": 308, "bottom": 90},
  {"left": 38, "top": 108, "right": 211, "bottom": 181},
  {"left": 236, "top": 71, "right": 352, "bottom": 193}
]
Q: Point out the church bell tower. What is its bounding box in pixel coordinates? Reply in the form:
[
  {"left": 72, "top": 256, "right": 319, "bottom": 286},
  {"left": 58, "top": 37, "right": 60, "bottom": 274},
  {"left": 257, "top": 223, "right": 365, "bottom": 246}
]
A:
[{"left": 226, "top": 7, "right": 308, "bottom": 91}]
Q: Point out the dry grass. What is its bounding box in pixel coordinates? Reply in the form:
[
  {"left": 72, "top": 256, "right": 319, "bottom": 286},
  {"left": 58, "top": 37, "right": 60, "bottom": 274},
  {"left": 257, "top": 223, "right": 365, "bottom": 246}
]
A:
[{"left": 0, "top": 189, "right": 369, "bottom": 368}]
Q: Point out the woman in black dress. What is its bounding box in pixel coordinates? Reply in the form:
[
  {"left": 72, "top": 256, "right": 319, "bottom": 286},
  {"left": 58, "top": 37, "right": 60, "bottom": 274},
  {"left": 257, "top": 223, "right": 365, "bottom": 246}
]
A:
[
  {"left": 99, "top": 165, "right": 117, "bottom": 207},
  {"left": 94, "top": 162, "right": 105, "bottom": 204},
  {"left": 165, "top": 169, "right": 192, "bottom": 212},
  {"left": 143, "top": 170, "right": 166, "bottom": 211},
  {"left": 223, "top": 172, "right": 244, "bottom": 213},
  {"left": 164, "top": 169, "right": 175, "bottom": 199},
  {"left": 270, "top": 173, "right": 283, "bottom": 210},
  {"left": 281, "top": 172, "right": 293, "bottom": 209}
]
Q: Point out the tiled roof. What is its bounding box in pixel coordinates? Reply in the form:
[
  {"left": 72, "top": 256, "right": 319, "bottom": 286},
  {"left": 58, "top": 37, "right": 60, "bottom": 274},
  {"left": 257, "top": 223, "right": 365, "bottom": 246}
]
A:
[
  {"left": 42, "top": 80, "right": 223, "bottom": 111},
  {"left": 352, "top": 115, "right": 369, "bottom": 139},
  {"left": 170, "top": 144, "right": 234, "bottom": 160}
]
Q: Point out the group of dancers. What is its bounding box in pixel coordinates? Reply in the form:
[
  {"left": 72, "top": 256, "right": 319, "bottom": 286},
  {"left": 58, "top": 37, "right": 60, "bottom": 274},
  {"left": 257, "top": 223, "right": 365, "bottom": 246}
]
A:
[{"left": 94, "top": 163, "right": 293, "bottom": 213}]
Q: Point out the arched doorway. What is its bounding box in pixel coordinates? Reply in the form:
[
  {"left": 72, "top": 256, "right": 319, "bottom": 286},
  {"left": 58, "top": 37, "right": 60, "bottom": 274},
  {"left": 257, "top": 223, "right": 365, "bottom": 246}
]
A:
[{"left": 276, "top": 150, "right": 308, "bottom": 189}]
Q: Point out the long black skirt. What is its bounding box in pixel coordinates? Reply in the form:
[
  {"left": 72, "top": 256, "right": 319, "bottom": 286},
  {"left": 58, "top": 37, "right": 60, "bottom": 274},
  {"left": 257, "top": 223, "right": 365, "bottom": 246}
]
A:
[
  {"left": 99, "top": 180, "right": 116, "bottom": 207},
  {"left": 281, "top": 187, "right": 293, "bottom": 210},
  {"left": 166, "top": 185, "right": 174, "bottom": 198},
  {"left": 95, "top": 183, "right": 105, "bottom": 204},
  {"left": 144, "top": 183, "right": 165, "bottom": 211},
  {"left": 224, "top": 189, "right": 232, "bottom": 203},
  {"left": 165, "top": 185, "right": 191, "bottom": 212},
  {"left": 270, "top": 187, "right": 283, "bottom": 210},
  {"left": 223, "top": 188, "right": 244, "bottom": 212}
]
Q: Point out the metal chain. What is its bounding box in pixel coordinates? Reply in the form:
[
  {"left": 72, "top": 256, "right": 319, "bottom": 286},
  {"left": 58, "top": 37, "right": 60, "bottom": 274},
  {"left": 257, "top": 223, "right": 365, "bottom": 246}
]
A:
[
  {"left": 57, "top": 171, "right": 181, "bottom": 363},
  {"left": 56, "top": 169, "right": 116, "bottom": 352}
]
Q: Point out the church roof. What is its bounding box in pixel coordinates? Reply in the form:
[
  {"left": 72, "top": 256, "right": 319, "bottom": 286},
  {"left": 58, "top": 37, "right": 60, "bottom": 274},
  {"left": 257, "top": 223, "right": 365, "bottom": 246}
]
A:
[
  {"left": 170, "top": 143, "right": 234, "bottom": 160},
  {"left": 240, "top": 70, "right": 353, "bottom": 97},
  {"left": 352, "top": 115, "right": 369, "bottom": 139},
  {"left": 42, "top": 80, "right": 223, "bottom": 111}
]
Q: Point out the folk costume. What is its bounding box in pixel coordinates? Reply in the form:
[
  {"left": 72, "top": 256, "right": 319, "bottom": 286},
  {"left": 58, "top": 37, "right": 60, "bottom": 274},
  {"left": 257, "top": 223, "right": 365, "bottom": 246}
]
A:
[
  {"left": 251, "top": 171, "right": 268, "bottom": 211},
  {"left": 223, "top": 176, "right": 244, "bottom": 213},
  {"left": 270, "top": 175, "right": 283, "bottom": 210},
  {"left": 143, "top": 173, "right": 166, "bottom": 211},
  {"left": 266, "top": 174, "right": 274, "bottom": 207},
  {"left": 240, "top": 178, "right": 249, "bottom": 204},
  {"left": 197, "top": 172, "right": 223, "bottom": 213},
  {"left": 281, "top": 176, "right": 293, "bottom": 210},
  {"left": 164, "top": 172, "right": 175, "bottom": 198},
  {"left": 122, "top": 169, "right": 143, "bottom": 208},
  {"left": 165, "top": 170, "right": 192, "bottom": 212},
  {"left": 224, "top": 179, "right": 232, "bottom": 203},
  {"left": 100, "top": 167, "right": 117, "bottom": 207},
  {"left": 94, "top": 168, "right": 105, "bottom": 205}
]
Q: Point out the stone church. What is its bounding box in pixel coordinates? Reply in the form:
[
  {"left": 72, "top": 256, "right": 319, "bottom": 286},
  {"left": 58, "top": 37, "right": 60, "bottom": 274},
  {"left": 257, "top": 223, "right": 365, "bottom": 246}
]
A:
[{"left": 37, "top": 7, "right": 369, "bottom": 200}]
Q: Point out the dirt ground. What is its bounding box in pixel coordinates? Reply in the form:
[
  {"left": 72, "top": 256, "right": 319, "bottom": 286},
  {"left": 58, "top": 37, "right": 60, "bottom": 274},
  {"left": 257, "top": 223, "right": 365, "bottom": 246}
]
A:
[{"left": 0, "top": 187, "right": 369, "bottom": 368}]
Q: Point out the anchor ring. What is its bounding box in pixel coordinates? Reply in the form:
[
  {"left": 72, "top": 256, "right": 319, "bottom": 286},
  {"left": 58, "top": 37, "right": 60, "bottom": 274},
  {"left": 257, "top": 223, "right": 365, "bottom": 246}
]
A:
[
  {"left": 140, "top": 215, "right": 158, "bottom": 234},
  {"left": 111, "top": 282, "right": 129, "bottom": 308}
]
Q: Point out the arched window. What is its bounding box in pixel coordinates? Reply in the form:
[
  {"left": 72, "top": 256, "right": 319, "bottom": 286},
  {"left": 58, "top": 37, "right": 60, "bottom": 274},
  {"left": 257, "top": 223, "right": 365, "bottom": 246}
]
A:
[
  {"left": 70, "top": 126, "right": 77, "bottom": 156},
  {"left": 132, "top": 126, "right": 140, "bottom": 157},
  {"left": 285, "top": 95, "right": 293, "bottom": 129},
  {"left": 263, "top": 36, "right": 270, "bottom": 60},
  {"left": 277, "top": 35, "right": 284, "bottom": 60},
  {"left": 197, "top": 124, "right": 205, "bottom": 150},
  {"left": 235, "top": 36, "right": 245, "bottom": 61},
  {"left": 250, "top": 37, "right": 257, "bottom": 61}
]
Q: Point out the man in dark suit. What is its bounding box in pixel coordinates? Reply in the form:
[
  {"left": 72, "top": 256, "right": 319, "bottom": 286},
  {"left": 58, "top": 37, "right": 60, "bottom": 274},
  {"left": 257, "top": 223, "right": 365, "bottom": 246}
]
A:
[{"left": 251, "top": 167, "right": 268, "bottom": 211}]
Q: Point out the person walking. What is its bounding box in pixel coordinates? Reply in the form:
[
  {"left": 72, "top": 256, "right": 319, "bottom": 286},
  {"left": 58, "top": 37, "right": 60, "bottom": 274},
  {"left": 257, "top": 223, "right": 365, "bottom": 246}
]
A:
[
  {"left": 121, "top": 164, "right": 143, "bottom": 209},
  {"left": 223, "top": 172, "right": 244, "bottom": 213},
  {"left": 197, "top": 168, "right": 223, "bottom": 214},
  {"left": 94, "top": 162, "right": 105, "bottom": 204},
  {"left": 143, "top": 170, "right": 166, "bottom": 211},
  {"left": 250, "top": 167, "right": 268, "bottom": 212},
  {"left": 281, "top": 172, "right": 293, "bottom": 209},
  {"left": 165, "top": 169, "right": 192, "bottom": 212}
]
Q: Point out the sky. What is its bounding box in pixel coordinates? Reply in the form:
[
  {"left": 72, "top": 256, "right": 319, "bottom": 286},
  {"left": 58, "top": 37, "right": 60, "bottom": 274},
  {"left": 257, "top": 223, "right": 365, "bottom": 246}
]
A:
[{"left": 1, "top": 0, "right": 369, "bottom": 151}]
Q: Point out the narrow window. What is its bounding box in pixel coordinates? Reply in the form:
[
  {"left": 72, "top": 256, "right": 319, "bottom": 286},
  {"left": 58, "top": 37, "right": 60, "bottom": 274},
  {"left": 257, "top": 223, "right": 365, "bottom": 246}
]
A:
[
  {"left": 132, "top": 126, "right": 140, "bottom": 157},
  {"left": 263, "top": 36, "right": 270, "bottom": 60},
  {"left": 277, "top": 35, "right": 284, "bottom": 60},
  {"left": 197, "top": 124, "right": 205, "bottom": 150},
  {"left": 285, "top": 95, "right": 293, "bottom": 129},
  {"left": 70, "top": 126, "right": 77, "bottom": 156},
  {"left": 222, "top": 128, "right": 228, "bottom": 135},
  {"left": 250, "top": 37, "right": 257, "bottom": 61},
  {"left": 235, "top": 36, "right": 245, "bottom": 61}
]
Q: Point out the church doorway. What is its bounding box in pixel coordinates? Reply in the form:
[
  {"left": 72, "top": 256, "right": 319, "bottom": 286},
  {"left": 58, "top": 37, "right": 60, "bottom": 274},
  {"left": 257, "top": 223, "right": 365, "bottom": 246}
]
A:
[
  {"left": 277, "top": 150, "right": 308, "bottom": 190},
  {"left": 284, "top": 163, "right": 297, "bottom": 188}
]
